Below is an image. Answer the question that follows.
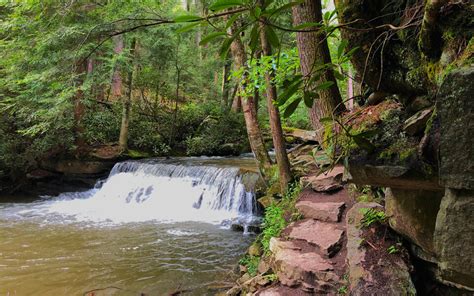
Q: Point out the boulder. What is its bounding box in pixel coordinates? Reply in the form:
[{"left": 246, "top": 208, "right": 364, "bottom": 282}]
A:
[
  {"left": 434, "top": 189, "right": 474, "bottom": 291},
  {"left": 287, "top": 220, "right": 344, "bottom": 257},
  {"left": 346, "top": 202, "right": 416, "bottom": 296},
  {"left": 408, "top": 96, "right": 432, "bottom": 112},
  {"left": 346, "top": 163, "right": 441, "bottom": 191},
  {"left": 301, "top": 166, "right": 344, "bottom": 192},
  {"left": 269, "top": 238, "right": 338, "bottom": 292},
  {"left": 437, "top": 67, "right": 474, "bottom": 190},
  {"left": 296, "top": 201, "right": 346, "bottom": 223},
  {"left": 283, "top": 128, "right": 318, "bottom": 143},
  {"left": 403, "top": 107, "right": 433, "bottom": 136},
  {"left": 248, "top": 243, "right": 262, "bottom": 257},
  {"left": 385, "top": 188, "right": 443, "bottom": 256}
]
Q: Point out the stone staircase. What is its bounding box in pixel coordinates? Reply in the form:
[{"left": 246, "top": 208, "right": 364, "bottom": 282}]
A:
[{"left": 258, "top": 183, "right": 351, "bottom": 295}]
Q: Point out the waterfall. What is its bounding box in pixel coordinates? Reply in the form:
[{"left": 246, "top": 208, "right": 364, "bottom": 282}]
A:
[{"left": 43, "top": 160, "right": 260, "bottom": 226}]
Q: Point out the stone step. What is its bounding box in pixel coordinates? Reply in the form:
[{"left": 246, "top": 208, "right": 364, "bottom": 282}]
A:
[
  {"left": 301, "top": 165, "right": 344, "bottom": 192},
  {"left": 287, "top": 219, "right": 344, "bottom": 257},
  {"left": 269, "top": 238, "right": 338, "bottom": 293},
  {"left": 296, "top": 201, "right": 346, "bottom": 222}
]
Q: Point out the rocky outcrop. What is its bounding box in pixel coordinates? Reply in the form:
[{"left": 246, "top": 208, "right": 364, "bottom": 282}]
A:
[
  {"left": 386, "top": 188, "right": 444, "bottom": 258},
  {"left": 437, "top": 68, "right": 474, "bottom": 190},
  {"left": 434, "top": 189, "right": 474, "bottom": 290},
  {"left": 346, "top": 202, "right": 416, "bottom": 296}
]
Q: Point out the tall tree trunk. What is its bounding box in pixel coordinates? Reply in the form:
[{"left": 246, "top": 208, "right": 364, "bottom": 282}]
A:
[
  {"left": 229, "top": 26, "right": 272, "bottom": 172},
  {"left": 111, "top": 35, "right": 124, "bottom": 101},
  {"left": 74, "top": 60, "right": 87, "bottom": 153},
  {"left": 258, "top": 8, "right": 292, "bottom": 192},
  {"left": 119, "top": 38, "right": 137, "bottom": 152},
  {"left": 231, "top": 90, "right": 242, "bottom": 112},
  {"left": 221, "top": 58, "right": 231, "bottom": 110},
  {"left": 292, "top": 0, "right": 346, "bottom": 144}
]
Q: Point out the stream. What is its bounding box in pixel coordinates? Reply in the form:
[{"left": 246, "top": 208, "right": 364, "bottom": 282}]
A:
[{"left": 0, "top": 157, "right": 260, "bottom": 295}]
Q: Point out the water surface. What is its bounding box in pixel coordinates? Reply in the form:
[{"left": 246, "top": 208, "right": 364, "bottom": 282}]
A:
[{"left": 0, "top": 158, "right": 258, "bottom": 295}]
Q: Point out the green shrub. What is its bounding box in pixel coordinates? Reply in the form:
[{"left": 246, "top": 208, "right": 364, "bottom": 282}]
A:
[
  {"left": 261, "top": 182, "right": 302, "bottom": 254},
  {"left": 239, "top": 255, "right": 260, "bottom": 277},
  {"left": 185, "top": 110, "right": 249, "bottom": 156}
]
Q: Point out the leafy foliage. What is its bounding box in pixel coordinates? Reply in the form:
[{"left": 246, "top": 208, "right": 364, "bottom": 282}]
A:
[{"left": 359, "top": 208, "right": 387, "bottom": 228}]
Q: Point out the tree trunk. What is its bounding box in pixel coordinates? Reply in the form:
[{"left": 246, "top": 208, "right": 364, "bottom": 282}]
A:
[
  {"left": 292, "top": 0, "right": 346, "bottom": 144},
  {"left": 221, "top": 58, "right": 231, "bottom": 110},
  {"left": 111, "top": 35, "right": 124, "bottom": 101},
  {"left": 118, "top": 38, "right": 137, "bottom": 152},
  {"left": 258, "top": 8, "right": 292, "bottom": 192},
  {"left": 74, "top": 60, "right": 87, "bottom": 153},
  {"left": 229, "top": 25, "right": 272, "bottom": 172}
]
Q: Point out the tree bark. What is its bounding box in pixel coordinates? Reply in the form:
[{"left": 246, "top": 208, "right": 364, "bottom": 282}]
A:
[
  {"left": 258, "top": 14, "right": 292, "bottom": 191},
  {"left": 74, "top": 60, "right": 87, "bottom": 153},
  {"left": 118, "top": 37, "right": 137, "bottom": 151},
  {"left": 221, "top": 58, "right": 231, "bottom": 110},
  {"left": 111, "top": 35, "right": 124, "bottom": 101},
  {"left": 229, "top": 25, "right": 272, "bottom": 172},
  {"left": 292, "top": 0, "right": 346, "bottom": 144},
  {"left": 419, "top": 0, "right": 448, "bottom": 60}
]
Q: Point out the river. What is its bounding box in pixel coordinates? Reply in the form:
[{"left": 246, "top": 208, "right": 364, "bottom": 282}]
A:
[{"left": 0, "top": 157, "right": 260, "bottom": 295}]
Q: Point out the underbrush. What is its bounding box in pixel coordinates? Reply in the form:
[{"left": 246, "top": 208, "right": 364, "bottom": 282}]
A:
[{"left": 260, "top": 182, "right": 302, "bottom": 254}]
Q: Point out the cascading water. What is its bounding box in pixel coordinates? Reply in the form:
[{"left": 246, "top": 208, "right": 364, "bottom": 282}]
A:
[
  {"left": 42, "top": 159, "right": 260, "bottom": 227},
  {"left": 0, "top": 158, "right": 260, "bottom": 295}
]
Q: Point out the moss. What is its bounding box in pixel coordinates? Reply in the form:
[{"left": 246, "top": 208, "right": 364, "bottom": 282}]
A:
[
  {"left": 377, "top": 137, "right": 417, "bottom": 163},
  {"left": 127, "top": 149, "right": 151, "bottom": 159}
]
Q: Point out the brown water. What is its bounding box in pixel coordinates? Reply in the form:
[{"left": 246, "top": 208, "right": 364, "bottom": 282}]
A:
[
  {"left": 0, "top": 216, "right": 253, "bottom": 295},
  {"left": 0, "top": 157, "right": 259, "bottom": 295}
]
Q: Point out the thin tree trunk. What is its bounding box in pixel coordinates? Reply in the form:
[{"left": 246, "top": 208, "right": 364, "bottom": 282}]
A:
[
  {"left": 292, "top": 0, "right": 346, "bottom": 144},
  {"left": 74, "top": 60, "right": 88, "bottom": 153},
  {"left": 119, "top": 38, "right": 137, "bottom": 151},
  {"left": 258, "top": 7, "right": 292, "bottom": 191},
  {"left": 111, "top": 35, "right": 124, "bottom": 101},
  {"left": 221, "top": 58, "right": 231, "bottom": 110},
  {"left": 229, "top": 25, "right": 272, "bottom": 172}
]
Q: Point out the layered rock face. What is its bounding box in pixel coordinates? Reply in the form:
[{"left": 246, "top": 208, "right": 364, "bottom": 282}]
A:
[
  {"left": 335, "top": 0, "right": 473, "bottom": 291},
  {"left": 347, "top": 67, "right": 474, "bottom": 293}
]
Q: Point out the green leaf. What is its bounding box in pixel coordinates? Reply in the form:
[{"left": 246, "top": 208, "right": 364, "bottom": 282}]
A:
[
  {"left": 265, "top": 26, "right": 280, "bottom": 49},
  {"left": 253, "top": 7, "right": 261, "bottom": 18},
  {"left": 176, "top": 22, "right": 201, "bottom": 33},
  {"left": 248, "top": 24, "right": 259, "bottom": 54},
  {"left": 316, "top": 81, "right": 334, "bottom": 91},
  {"left": 219, "top": 36, "right": 236, "bottom": 59},
  {"left": 337, "top": 39, "right": 348, "bottom": 59},
  {"left": 278, "top": 78, "right": 302, "bottom": 105},
  {"left": 284, "top": 97, "right": 302, "bottom": 118},
  {"left": 174, "top": 14, "right": 202, "bottom": 23},
  {"left": 303, "top": 91, "right": 315, "bottom": 108},
  {"left": 199, "top": 32, "right": 227, "bottom": 46},
  {"left": 209, "top": 0, "right": 243, "bottom": 12},
  {"left": 333, "top": 70, "right": 345, "bottom": 81}
]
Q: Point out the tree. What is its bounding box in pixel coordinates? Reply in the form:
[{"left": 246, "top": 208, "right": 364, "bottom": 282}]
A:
[
  {"left": 229, "top": 23, "right": 272, "bottom": 173},
  {"left": 292, "top": 0, "right": 346, "bottom": 143},
  {"left": 119, "top": 37, "right": 137, "bottom": 151},
  {"left": 258, "top": 1, "right": 292, "bottom": 191}
]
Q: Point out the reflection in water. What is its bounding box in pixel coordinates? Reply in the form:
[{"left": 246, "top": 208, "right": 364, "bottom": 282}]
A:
[{"left": 0, "top": 159, "right": 259, "bottom": 295}]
